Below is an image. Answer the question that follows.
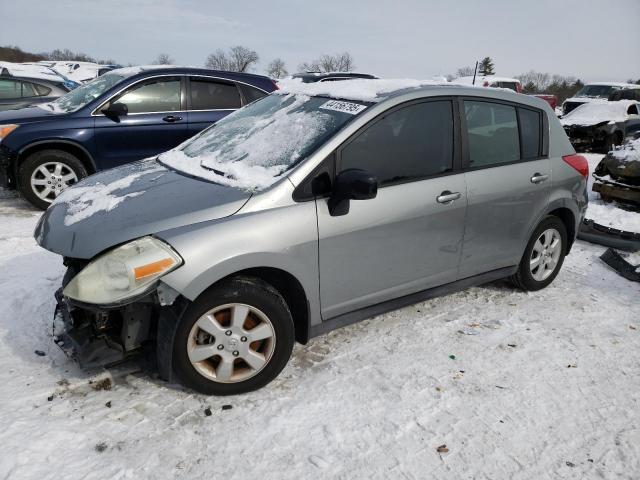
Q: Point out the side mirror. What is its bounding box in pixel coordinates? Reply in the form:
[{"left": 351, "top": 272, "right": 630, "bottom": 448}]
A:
[
  {"left": 101, "top": 102, "right": 128, "bottom": 119},
  {"left": 328, "top": 168, "right": 378, "bottom": 216}
]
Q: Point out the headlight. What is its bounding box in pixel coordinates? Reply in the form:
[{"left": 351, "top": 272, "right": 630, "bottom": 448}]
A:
[
  {"left": 63, "top": 236, "right": 182, "bottom": 305},
  {"left": 0, "top": 124, "right": 19, "bottom": 142}
]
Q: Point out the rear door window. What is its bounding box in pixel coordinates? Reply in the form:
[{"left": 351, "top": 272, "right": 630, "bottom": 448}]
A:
[
  {"left": 464, "top": 101, "right": 520, "bottom": 167},
  {"left": 0, "top": 79, "right": 21, "bottom": 99},
  {"left": 112, "top": 77, "right": 181, "bottom": 114},
  {"left": 21, "top": 82, "right": 39, "bottom": 98},
  {"left": 519, "top": 108, "right": 541, "bottom": 159},
  {"left": 189, "top": 78, "right": 241, "bottom": 110},
  {"left": 339, "top": 100, "right": 454, "bottom": 185}
]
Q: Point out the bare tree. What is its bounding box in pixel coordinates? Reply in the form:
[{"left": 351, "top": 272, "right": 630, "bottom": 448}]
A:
[
  {"left": 456, "top": 66, "right": 476, "bottom": 77},
  {"left": 152, "top": 53, "right": 173, "bottom": 65},
  {"left": 205, "top": 46, "right": 259, "bottom": 72},
  {"left": 266, "top": 58, "right": 288, "bottom": 78},
  {"left": 516, "top": 71, "right": 551, "bottom": 92},
  {"left": 298, "top": 52, "right": 356, "bottom": 73}
]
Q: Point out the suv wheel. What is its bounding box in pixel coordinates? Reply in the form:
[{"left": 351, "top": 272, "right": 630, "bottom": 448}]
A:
[
  {"left": 172, "top": 276, "right": 295, "bottom": 395},
  {"left": 18, "top": 149, "right": 87, "bottom": 210},
  {"left": 511, "top": 216, "right": 567, "bottom": 291}
]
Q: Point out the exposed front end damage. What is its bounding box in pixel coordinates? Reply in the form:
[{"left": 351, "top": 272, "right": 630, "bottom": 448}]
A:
[{"left": 53, "top": 258, "right": 187, "bottom": 373}]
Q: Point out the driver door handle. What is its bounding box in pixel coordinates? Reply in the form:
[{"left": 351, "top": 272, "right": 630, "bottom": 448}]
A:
[
  {"left": 162, "top": 115, "right": 183, "bottom": 123},
  {"left": 436, "top": 191, "right": 462, "bottom": 204},
  {"left": 530, "top": 173, "right": 549, "bottom": 184}
]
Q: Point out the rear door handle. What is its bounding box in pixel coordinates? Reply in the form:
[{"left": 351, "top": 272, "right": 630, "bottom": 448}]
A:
[
  {"left": 162, "top": 115, "right": 183, "bottom": 123},
  {"left": 436, "top": 191, "right": 462, "bottom": 204},
  {"left": 530, "top": 173, "right": 549, "bottom": 184}
]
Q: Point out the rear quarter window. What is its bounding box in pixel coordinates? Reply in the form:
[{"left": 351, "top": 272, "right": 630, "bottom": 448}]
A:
[{"left": 238, "top": 83, "right": 268, "bottom": 104}]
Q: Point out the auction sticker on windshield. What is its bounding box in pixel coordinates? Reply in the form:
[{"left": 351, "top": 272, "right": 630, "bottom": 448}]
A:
[{"left": 319, "top": 100, "right": 367, "bottom": 115}]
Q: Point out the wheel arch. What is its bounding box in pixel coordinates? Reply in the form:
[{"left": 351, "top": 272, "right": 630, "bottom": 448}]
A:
[
  {"left": 17, "top": 140, "right": 97, "bottom": 178},
  {"left": 184, "top": 266, "right": 312, "bottom": 345},
  {"left": 547, "top": 206, "right": 576, "bottom": 254}
]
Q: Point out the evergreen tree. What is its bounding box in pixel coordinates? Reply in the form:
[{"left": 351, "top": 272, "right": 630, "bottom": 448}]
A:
[{"left": 478, "top": 57, "right": 495, "bottom": 76}]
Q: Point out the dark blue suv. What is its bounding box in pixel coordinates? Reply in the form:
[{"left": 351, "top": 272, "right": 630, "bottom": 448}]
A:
[{"left": 0, "top": 66, "right": 277, "bottom": 208}]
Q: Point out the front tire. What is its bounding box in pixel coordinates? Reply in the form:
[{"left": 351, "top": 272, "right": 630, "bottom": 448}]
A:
[
  {"left": 18, "top": 149, "right": 87, "bottom": 210},
  {"left": 172, "top": 276, "right": 295, "bottom": 395},
  {"left": 510, "top": 216, "right": 567, "bottom": 291}
]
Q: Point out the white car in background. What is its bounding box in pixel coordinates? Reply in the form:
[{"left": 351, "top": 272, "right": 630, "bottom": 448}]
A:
[
  {"left": 451, "top": 75, "right": 522, "bottom": 93},
  {"left": 34, "top": 61, "right": 117, "bottom": 83},
  {"left": 562, "top": 82, "right": 640, "bottom": 115}
]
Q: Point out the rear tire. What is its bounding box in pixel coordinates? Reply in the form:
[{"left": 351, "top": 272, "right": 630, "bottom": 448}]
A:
[
  {"left": 510, "top": 216, "right": 567, "bottom": 291},
  {"left": 18, "top": 149, "right": 87, "bottom": 210},
  {"left": 172, "top": 276, "right": 295, "bottom": 395}
]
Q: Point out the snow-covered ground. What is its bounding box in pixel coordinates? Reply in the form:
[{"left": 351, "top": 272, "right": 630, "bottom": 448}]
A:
[{"left": 0, "top": 156, "right": 639, "bottom": 480}]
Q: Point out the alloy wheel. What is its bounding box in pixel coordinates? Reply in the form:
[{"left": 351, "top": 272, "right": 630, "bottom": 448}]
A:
[
  {"left": 529, "top": 228, "right": 562, "bottom": 281},
  {"left": 30, "top": 162, "right": 79, "bottom": 202},
  {"left": 187, "top": 303, "right": 276, "bottom": 384}
]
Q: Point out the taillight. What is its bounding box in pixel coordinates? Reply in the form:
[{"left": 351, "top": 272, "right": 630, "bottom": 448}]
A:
[
  {"left": 516, "top": 83, "right": 522, "bottom": 93},
  {"left": 483, "top": 81, "right": 489, "bottom": 87},
  {"left": 562, "top": 154, "right": 589, "bottom": 178},
  {"left": 271, "top": 79, "right": 280, "bottom": 90}
]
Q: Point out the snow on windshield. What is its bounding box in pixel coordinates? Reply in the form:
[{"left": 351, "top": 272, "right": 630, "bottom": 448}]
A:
[
  {"left": 560, "top": 100, "right": 636, "bottom": 126},
  {"left": 159, "top": 93, "right": 368, "bottom": 190},
  {"left": 277, "top": 77, "right": 444, "bottom": 102},
  {"left": 39, "top": 73, "right": 123, "bottom": 113},
  {"left": 54, "top": 161, "right": 166, "bottom": 226}
]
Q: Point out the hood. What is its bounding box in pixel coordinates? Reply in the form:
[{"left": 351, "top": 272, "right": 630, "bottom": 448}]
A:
[
  {"left": 0, "top": 105, "right": 66, "bottom": 124},
  {"left": 35, "top": 159, "right": 252, "bottom": 259}
]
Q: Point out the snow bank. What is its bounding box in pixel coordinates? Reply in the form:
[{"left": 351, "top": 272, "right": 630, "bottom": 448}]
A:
[
  {"left": 560, "top": 100, "right": 637, "bottom": 127},
  {"left": 159, "top": 94, "right": 336, "bottom": 190},
  {"left": 277, "top": 77, "right": 445, "bottom": 102},
  {"left": 611, "top": 138, "right": 640, "bottom": 163},
  {"left": 54, "top": 165, "right": 164, "bottom": 226}
]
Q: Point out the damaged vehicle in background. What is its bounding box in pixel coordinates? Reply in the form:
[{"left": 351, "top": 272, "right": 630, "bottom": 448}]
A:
[
  {"left": 560, "top": 100, "right": 640, "bottom": 152},
  {"left": 562, "top": 82, "right": 640, "bottom": 115},
  {"left": 35, "top": 80, "right": 588, "bottom": 395},
  {"left": 592, "top": 138, "right": 640, "bottom": 206}
]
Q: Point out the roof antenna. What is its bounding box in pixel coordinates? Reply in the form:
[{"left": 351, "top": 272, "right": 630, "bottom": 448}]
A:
[{"left": 472, "top": 61, "right": 479, "bottom": 85}]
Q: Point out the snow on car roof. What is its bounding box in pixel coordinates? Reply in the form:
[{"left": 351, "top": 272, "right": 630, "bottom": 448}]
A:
[
  {"left": 585, "top": 82, "right": 640, "bottom": 88},
  {"left": 276, "top": 77, "right": 448, "bottom": 102},
  {"left": 611, "top": 138, "right": 640, "bottom": 163},
  {"left": 560, "top": 100, "right": 638, "bottom": 126},
  {"left": 0, "top": 62, "right": 66, "bottom": 82},
  {"left": 108, "top": 65, "right": 182, "bottom": 77}
]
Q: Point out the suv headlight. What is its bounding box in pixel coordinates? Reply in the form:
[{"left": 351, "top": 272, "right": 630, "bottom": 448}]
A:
[
  {"left": 63, "top": 236, "right": 182, "bottom": 305},
  {"left": 0, "top": 124, "right": 19, "bottom": 142}
]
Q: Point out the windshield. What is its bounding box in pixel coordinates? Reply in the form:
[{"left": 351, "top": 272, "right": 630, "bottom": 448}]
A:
[
  {"left": 158, "top": 93, "right": 370, "bottom": 190},
  {"left": 49, "top": 73, "right": 123, "bottom": 112},
  {"left": 575, "top": 85, "right": 621, "bottom": 98}
]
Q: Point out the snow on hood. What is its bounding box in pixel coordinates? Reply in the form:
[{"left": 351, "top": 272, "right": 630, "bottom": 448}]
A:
[
  {"left": 611, "top": 138, "right": 640, "bottom": 163},
  {"left": 560, "top": 100, "right": 637, "bottom": 127},
  {"left": 276, "top": 77, "right": 445, "bottom": 102},
  {"left": 53, "top": 160, "right": 165, "bottom": 226}
]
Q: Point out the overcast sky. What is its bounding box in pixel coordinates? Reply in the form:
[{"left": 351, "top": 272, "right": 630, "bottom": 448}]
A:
[{"left": 1, "top": 0, "right": 639, "bottom": 82}]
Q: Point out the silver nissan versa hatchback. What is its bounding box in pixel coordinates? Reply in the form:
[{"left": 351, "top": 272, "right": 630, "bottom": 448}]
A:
[{"left": 35, "top": 80, "right": 589, "bottom": 395}]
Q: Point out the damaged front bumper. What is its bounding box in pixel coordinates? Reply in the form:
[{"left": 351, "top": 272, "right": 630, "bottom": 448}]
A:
[{"left": 53, "top": 288, "right": 154, "bottom": 369}]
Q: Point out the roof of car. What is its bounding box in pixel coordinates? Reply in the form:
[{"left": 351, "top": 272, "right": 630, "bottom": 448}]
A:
[
  {"left": 586, "top": 82, "right": 640, "bottom": 88},
  {"left": 276, "top": 77, "right": 546, "bottom": 109},
  {"left": 0, "top": 62, "right": 68, "bottom": 83},
  {"left": 108, "top": 65, "right": 274, "bottom": 82}
]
